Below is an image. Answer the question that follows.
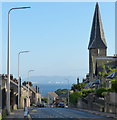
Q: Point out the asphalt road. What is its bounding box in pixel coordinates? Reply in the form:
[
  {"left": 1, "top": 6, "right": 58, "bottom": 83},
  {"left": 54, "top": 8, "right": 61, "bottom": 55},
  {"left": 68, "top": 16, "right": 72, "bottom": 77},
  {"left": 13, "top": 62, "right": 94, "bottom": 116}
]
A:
[{"left": 29, "top": 107, "right": 115, "bottom": 120}]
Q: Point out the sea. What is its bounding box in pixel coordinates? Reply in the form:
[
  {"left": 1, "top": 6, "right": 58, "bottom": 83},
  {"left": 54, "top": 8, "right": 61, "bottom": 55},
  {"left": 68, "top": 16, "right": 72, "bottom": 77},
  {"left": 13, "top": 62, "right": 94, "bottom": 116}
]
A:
[{"left": 33, "top": 83, "right": 71, "bottom": 97}]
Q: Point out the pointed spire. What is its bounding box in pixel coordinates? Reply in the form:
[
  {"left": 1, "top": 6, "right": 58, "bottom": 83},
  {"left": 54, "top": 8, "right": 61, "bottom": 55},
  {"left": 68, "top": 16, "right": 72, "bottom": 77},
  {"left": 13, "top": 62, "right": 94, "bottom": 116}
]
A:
[{"left": 88, "top": 2, "right": 107, "bottom": 49}]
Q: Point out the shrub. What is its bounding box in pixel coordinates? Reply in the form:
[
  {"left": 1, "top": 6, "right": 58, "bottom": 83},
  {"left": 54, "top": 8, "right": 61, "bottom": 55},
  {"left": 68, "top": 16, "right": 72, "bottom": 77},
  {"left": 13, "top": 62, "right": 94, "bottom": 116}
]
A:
[
  {"left": 71, "top": 83, "right": 87, "bottom": 92},
  {"left": 111, "top": 79, "right": 117, "bottom": 93},
  {"left": 69, "top": 91, "right": 82, "bottom": 105},
  {"left": 95, "top": 88, "right": 107, "bottom": 97},
  {"left": 107, "top": 88, "right": 114, "bottom": 92},
  {"left": 41, "top": 97, "right": 48, "bottom": 104},
  {"left": 55, "top": 89, "right": 68, "bottom": 96},
  {"left": 82, "top": 88, "right": 95, "bottom": 97}
]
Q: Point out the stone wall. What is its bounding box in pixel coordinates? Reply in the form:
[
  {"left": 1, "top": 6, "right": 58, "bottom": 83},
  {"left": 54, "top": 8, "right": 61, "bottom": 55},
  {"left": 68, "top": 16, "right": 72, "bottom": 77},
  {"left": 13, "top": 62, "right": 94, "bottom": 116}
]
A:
[
  {"left": 77, "top": 98, "right": 88, "bottom": 109},
  {"left": 104, "top": 92, "right": 117, "bottom": 114},
  {"left": 77, "top": 97, "right": 104, "bottom": 112},
  {"left": 77, "top": 92, "right": 117, "bottom": 114}
]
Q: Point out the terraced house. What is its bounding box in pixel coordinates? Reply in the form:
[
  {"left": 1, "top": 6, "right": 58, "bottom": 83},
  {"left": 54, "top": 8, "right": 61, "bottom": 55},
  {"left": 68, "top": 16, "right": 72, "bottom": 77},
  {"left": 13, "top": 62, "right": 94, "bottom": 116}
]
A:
[{"left": 0, "top": 74, "right": 41, "bottom": 118}]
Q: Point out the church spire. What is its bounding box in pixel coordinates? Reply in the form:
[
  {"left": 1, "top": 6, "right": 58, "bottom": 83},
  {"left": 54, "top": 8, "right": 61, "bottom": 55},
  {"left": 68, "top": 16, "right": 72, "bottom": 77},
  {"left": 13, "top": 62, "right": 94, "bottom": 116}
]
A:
[{"left": 88, "top": 2, "right": 107, "bottom": 49}]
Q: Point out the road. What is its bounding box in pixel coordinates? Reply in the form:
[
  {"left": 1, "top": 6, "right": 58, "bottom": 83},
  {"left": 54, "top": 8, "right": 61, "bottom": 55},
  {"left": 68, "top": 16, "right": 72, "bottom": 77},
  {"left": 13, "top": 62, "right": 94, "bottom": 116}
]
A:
[{"left": 29, "top": 107, "right": 115, "bottom": 119}]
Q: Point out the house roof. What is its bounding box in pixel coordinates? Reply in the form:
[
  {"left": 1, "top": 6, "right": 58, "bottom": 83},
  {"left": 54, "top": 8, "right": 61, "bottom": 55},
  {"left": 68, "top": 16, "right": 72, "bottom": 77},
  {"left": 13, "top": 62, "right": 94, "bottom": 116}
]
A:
[
  {"left": 84, "top": 79, "right": 100, "bottom": 88},
  {"left": 88, "top": 3, "right": 107, "bottom": 49},
  {"left": 48, "top": 92, "right": 58, "bottom": 98},
  {"left": 107, "top": 71, "right": 117, "bottom": 79}
]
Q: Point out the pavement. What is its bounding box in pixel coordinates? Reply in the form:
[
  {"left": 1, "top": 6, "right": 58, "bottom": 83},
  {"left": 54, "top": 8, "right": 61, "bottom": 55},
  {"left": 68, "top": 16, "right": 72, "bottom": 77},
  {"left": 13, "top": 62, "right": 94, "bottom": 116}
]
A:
[
  {"left": 4, "top": 109, "right": 24, "bottom": 119},
  {"left": 3, "top": 108, "right": 32, "bottom": 120},
  {"left": 71, "top": 107, "right": 117, "bottom": 119}
]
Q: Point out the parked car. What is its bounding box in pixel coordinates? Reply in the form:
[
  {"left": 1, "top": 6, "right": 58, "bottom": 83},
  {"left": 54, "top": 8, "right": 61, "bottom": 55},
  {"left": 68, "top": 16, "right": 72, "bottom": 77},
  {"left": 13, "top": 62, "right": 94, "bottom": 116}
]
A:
[
  {"left": 37, "top": 102, "right": 46, "bottom": 107},
  {"left": 58, "top": 102, "right": 65, "bottom": 108}
]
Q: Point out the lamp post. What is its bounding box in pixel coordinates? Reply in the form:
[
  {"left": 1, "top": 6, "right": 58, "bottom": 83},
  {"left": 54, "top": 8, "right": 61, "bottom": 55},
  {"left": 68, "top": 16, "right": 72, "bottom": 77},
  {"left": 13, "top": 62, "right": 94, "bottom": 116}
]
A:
[
  {"left": 28, "top": 70, "right": 34, "bottom": 107},
  {"left": 65, "top": 79, "right": 69, "bottom": 107},
  {"left": 67, "top": 79, "right": 70, "bottom": 107},
  {"left": 18, "top": 51, "right": 30, "bottom": 108},
  {"left": 7, "top": 6, "right": 31, "bottom": 114}
]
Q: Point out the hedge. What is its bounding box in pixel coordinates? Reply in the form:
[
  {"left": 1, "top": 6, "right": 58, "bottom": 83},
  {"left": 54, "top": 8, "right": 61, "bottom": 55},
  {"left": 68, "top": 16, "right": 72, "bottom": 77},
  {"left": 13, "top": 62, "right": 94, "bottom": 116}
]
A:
[
  {"left": 69, "top": 91, "right": 82, "bottom": 105},
  {"left": 82, "top": 88, "right": 95, "bottom": 97},
  {"left": 95, "top": 88, "right": 107, "bottom": 97}
]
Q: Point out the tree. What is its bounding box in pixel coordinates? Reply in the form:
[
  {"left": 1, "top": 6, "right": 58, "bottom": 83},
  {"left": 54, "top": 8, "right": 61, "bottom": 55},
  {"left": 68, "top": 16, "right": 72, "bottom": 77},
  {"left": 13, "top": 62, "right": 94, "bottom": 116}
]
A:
[
  {"left": 98, "top": 64, "right": 108, "bottom": 77},
  {"left": 41, "top": 97, "right": 48, "bottom": 104},
  {"left": 108, "top": 66, "right": 117, "bottom": 73},
  {"left": 99, "top": 65, "right": 117, "bottom": 88},
  {"left": 69, "top": 91, "right": 82, "bottom": 105},
  {"left": 98, "top": 64, "right": 108, "bottom": 88},
  {"left": 55, "top": 89, "right": 68, "bottom": 96},
  {"left": 71, "top": 83, "right": 86, "bottom": 92}
]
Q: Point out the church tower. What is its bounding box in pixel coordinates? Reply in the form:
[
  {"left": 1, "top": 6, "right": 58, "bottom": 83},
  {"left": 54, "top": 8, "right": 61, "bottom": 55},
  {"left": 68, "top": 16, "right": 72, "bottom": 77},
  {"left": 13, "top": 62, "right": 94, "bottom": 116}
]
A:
[{"left": 88, "top": 3, "right": 107, "bottom": 81}]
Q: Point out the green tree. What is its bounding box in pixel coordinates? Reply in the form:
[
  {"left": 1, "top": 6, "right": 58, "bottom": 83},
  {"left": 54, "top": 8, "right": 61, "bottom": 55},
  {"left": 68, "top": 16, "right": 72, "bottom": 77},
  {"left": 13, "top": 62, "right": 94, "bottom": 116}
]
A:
[
  {"left": 69, "top": 91, "right": 82, "bottom": 105},
  {"left": 98, "top": 64, "right": 108, "bottom": 77},
  {"left": 95, "top": 88, "right": 107, "bottom": 97},
  {"left": 108, "top": 66, "right": 117, "bottom": 73},
  {"left": 99, "top": 65, "right": 117, "bottom": 88},
  {"left": 55, "top": 89, "right": 68, "bottom": 96},
  {"left": 71, "top": 83, "right": 86, "bottom": 92},
  {"left": 41, "top": 97, "right": 48, "bottom": 103},
  {"left": 82, "top": 88, "right": 95, "bottom": 97},
  {"left": 98, "top": 64, "right": 108, "bottom": 88}
]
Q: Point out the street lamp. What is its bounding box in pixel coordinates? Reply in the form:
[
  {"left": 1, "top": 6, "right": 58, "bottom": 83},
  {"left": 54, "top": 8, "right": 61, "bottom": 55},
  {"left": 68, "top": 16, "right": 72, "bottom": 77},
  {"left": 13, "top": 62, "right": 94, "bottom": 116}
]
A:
[
  {"left": 18, "top": 51, "right": 30, "bottom": 108},
  {"left": 7, "top": 6, "right": 31, "bottom": 114},
  {"left": 28, "top": 70, "right": 34, "bottom": 107},
  {"left": 65, "top": 79, "right": 70, "bottom": 107}
]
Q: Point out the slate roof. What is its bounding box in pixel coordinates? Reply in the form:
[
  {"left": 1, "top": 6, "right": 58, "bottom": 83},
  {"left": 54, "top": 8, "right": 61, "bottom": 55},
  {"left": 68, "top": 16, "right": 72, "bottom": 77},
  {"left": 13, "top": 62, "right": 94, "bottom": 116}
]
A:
[
  {"left": 107, "top": 71, "right": 117, "bottom": 79},
  {"left": 84, "top": 79, "right": 100, "bottom": 88},
  {"left": 88, "top": 3, "right": 107, "bottom": 49}
]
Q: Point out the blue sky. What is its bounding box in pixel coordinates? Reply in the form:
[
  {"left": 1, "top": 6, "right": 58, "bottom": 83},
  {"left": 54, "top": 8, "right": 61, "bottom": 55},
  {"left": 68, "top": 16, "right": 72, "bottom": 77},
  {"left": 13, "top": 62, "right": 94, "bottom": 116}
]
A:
[{"left": 2, "top": 2, "right": 115, "bottom": 82}]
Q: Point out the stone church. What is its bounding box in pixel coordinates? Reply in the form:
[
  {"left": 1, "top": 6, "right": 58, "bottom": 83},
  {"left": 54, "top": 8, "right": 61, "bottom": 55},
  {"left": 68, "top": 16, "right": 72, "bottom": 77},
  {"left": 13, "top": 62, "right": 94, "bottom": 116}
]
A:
[{"left": 88, "top": 3, "right": 116, "bottom": 82}]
